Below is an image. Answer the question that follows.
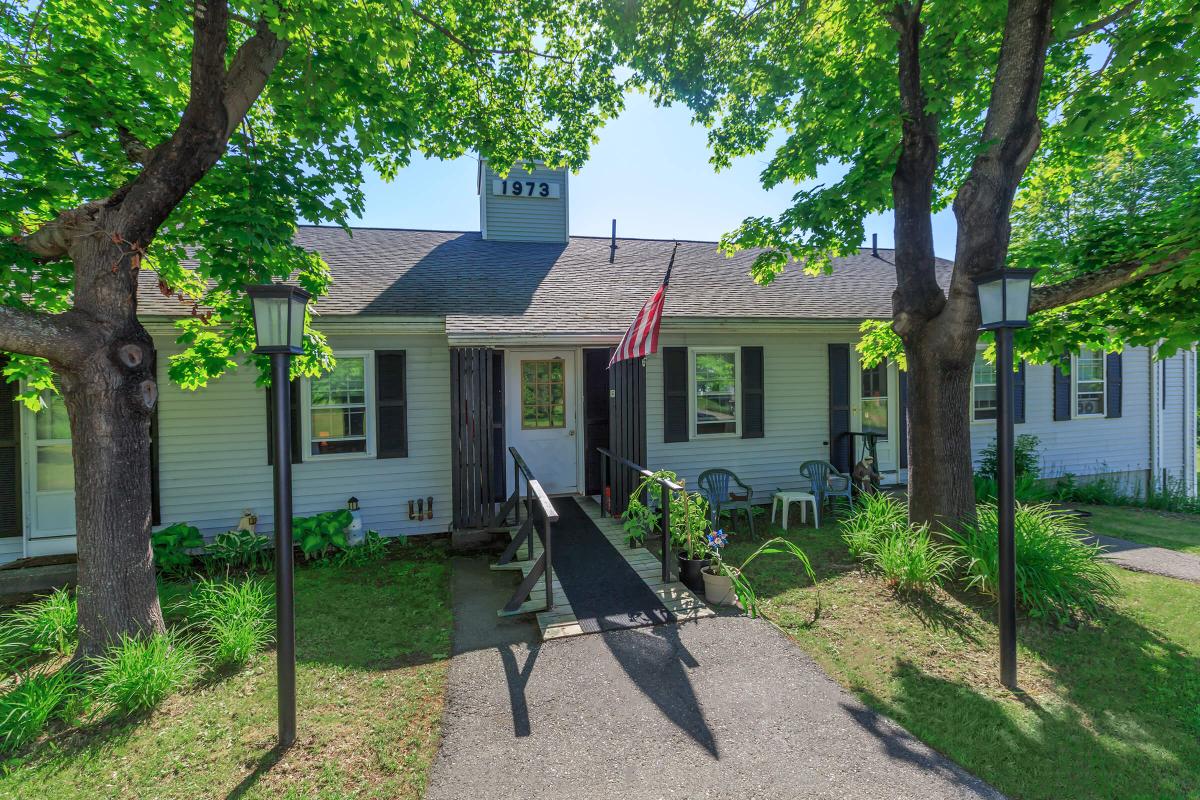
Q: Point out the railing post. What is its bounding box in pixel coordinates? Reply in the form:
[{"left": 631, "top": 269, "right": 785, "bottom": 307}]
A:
[
  {"left": 526, "top": 475, "right": 534, "bottom": 562},
  {"left": 599, "top": 450, "right": 607, "bottom": 517},
  {"left": 544, "top": 515, "right": 554, "bottom": 609},
  {"left": 513, "top": 452, "right": 520, "bottom": 527},
  {"left": 660, "top": 479, "right": 671, "bottom": 583}
]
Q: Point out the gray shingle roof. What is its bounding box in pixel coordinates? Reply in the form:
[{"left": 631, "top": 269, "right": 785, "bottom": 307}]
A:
[{"left": 139, "top": 226, "right": 953, "bottom": 336}]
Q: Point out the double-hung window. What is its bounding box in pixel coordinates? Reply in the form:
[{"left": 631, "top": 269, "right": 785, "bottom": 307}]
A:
[
  {"left": 1073, "top": 348, "right": 1106, "bottom": 417},
  {"left": 692, "top": 349, "right": 739, "bottom": 436},
  {"left": 305, "top": 353, "right": 374, "bottom": 457},
  {"left": 972, "top": 350, "right": 998, "bottom": 421}
]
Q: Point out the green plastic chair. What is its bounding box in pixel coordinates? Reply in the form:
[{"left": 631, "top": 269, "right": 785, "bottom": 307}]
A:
[
  {"left": 799, "top": 460, "right": 854, "bottom": 513},
  {"left": 697, "top": 469, "right": 756, "bottom": 538}
]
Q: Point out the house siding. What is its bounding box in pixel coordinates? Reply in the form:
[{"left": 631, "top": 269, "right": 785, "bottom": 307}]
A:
[
  {"left": 479, "top": 163, "right": 569, "bottom": 243},
  {"left": 156, "top": 329, "right": 453, "bottom": 537},
  {"left": 1158, "top": 347, "right": 1196, "bottom": 488}
]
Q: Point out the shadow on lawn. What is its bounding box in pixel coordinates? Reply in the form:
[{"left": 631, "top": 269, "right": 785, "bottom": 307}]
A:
[{"left": 849, "top": 606, "right": 1200, "bottom": 800}]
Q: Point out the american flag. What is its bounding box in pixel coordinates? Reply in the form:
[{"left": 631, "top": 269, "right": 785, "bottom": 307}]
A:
[{"left": 608, "top": 243, "right": 678, "bottom": 369}]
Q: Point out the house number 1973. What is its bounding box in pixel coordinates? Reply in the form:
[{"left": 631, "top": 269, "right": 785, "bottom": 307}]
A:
[{"left": 492, "top": 179, "right": 561, "bottom": 199}]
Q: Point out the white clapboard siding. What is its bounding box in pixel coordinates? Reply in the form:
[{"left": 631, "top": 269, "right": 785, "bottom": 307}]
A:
[
  {"left": 155, "top": 330, "right": 452, "bottom": 537},
  {"left": 969, "top": 347, "right": 1153, "bottom": 481},
  {"left": 480, "top": 163, "right": 569, "bottom": 243},
  {"left": 0, "top": 537, "right": 23, "bottom": 566},
  {"left": 1159, "top": 349, "right": 1192, "bottom": 481}
]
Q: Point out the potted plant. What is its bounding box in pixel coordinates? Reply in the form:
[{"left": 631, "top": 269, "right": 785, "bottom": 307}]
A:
[
  {"left": 670, "top": 488, "right": 712, "bottom": 594},
  {"left": 702, "top": 535, "right": 820, "bottom": 615}
]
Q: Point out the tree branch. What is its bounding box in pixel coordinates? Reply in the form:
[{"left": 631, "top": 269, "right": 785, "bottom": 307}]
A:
[
  {"left": 0, "top": 306, "right": 98, "bottom": 364},
  {"left": 117, "top": 126, "right": 153, "bottom": 164},
  {"left": 1028, "top": 249, "right": 1192, "bottom": 313},
  {"left": 410, "top": 7, "right": 564, "bottom": 61},
  {"left": 1056, "top": 1, "right": 1139, "bottom": 42},
  {"left": 11, "top": 202, "right": 104, "bottom": 260}
]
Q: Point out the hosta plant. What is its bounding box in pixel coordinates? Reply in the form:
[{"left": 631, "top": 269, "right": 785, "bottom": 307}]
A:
[{"left": 151, "top": 522, "right": 203, "bottom": 577}]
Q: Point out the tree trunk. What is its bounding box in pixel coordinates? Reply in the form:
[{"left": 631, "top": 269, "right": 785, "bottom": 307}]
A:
[
  {"left": 61, "top": 234, "right": 164, "bottom": 658},
  {"left": 903, "top": 334, "right": 977, "bottom": 528}
]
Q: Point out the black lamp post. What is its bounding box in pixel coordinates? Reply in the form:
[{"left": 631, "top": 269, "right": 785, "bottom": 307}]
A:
[
  {"left": 246, "top": 282, "right": 311, "bottom": 748},
  {"left": 975, "top": 267, "right": 1037, "bottom": 689}
]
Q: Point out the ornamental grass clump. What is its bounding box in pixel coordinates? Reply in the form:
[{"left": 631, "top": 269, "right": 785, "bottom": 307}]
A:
[
  {"left": 186, "top": 577, "right": 274, "bottom": 668},
  {"left": 0, "top": 668, "right": 80, "bottom": 753},
  {"left": 950, "top": 502, "right": 1118, "bottom": 623},
  {"left": 90, "top": 634, "right": 196, "bottom": 717},
  {"left": 0, "top": 588, "right": 78, "bottom": 673},
  {"left": 839, "top": 493, "right": 954, "bottom": 593}
]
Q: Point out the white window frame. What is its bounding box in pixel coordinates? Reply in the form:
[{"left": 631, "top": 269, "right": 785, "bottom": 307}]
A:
[
  {"left": 689, "top": 347, "right": 741, "bottom": 438},
  {"left": 1071, "top": 348, "right": 1106, "bottom": 419},
  {"left": 970, "top": 346, "right": 998, "bottom": 424},
  {"left": 301, "top": 350, "right": 376, "bottom": 460}
]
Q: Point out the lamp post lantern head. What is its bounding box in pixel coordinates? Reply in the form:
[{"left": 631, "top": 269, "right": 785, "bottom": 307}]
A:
[
  {"left": 246, "top": 283, "right": 311, "bottom": 355},
  {"left": 975, "top": 268, "right": 1038, "bottom": 331}
]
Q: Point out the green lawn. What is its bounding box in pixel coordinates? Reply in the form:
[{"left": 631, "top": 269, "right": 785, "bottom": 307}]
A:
[
  {"left": 723, "top": 512, "right": 1200, "bottom": 800},
  {"left": 1077, "top": 504, "right": 1200, "bottom": 555},
  {"left": 0, "top": 547, "right": 452, "bottom": 800}
]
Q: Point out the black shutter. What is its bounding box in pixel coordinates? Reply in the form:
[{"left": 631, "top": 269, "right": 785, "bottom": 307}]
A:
[
  {"left": 662, "top": 347, "right": 689, "bottom": 443},
  {"left": 828, "top": 344, "right": 852, "bottom": 472},
  {"left": 1106, "top": 351, "right": 1123, "bottom": 419},
  {"left": 491, "top": 350, "right": 506, "bottom": 501},
  {"left": 0, "top": 357, "right": 20, "bottom": 539},
  {"left": 741, "top": 346, "right": 765, "bottom": 439},
  {"left": 897, "top": 368, "right": 908, "bottom": 469},
  {"left": 376, "top": 351, "right": 408, "bottom": 459},
  {"left": 1013, "top": 360, "right": 1026, "bottom": 424},
  {"left": 1053, "top": 358, "right": 1071, "bottom": 421},
  {"left": 266, "top": 378, "right": 302, "bottom": 464}
]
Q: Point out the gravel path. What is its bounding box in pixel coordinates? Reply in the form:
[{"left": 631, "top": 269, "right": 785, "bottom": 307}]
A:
[
  {"left": 1086, "top": 534, "right": 1200, "bottom": 583},
  {"left": 426, "top": 615, "right": 1002, "bottom": 800}
]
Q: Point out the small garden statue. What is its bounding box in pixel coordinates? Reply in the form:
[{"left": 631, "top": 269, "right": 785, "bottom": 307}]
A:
[
  {"left": 236, "top": 508, "right": 258, "bottom": 534},
  {"left": 852, "top": 456, "right": 881, "bottom": 494}
]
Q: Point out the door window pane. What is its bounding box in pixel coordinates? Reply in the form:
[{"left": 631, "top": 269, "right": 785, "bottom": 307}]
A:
[
  {"left": 34, "top": 392, "right": 71, "bottom": 441},
  {"left": 973, "top": 351, "right": 998, "bottom": 421},
  {"left": 695, "top": 351, "right": 737, "bottom": 435},
  {"left": 309, "top": 356, "right": 369, "bottom": 455},
  {"left": 1075, "top": 349, "right": 1106, "bottom": 416},
  {"left": 521, "top": 360, "right": 566, "bottom": 429},
  {"left": 860, "top": 360, "right": 888, "bottom": 436},
  {"left": 36, "top": 444, "right": 74, "bottom": 492}
]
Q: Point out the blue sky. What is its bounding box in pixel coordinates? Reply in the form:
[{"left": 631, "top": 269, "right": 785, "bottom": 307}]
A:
[{"left": 348, "top": 92, "right": 960, "bottom": 258}]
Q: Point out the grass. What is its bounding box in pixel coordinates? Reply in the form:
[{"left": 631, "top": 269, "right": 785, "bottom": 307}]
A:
[
  {"left": 720, "top": 509, "right": 1200, "bottom": 800},
  {"left": 0, "top": 546, "right": 452, "bottom": 800},
  {"left": 1077, "top": 503, "right": 1200, "bottom": 556}
]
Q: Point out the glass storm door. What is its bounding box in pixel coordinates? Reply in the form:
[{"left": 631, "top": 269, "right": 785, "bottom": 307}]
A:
[
  {"left": 22, "top": 390, "right": 76, "bottom": 538},
  {"left": 506, "top": 352, "right": 577, "bottom": 495},
  {"left": 851, "top": 359, "right": 897, "bottom": 475}
]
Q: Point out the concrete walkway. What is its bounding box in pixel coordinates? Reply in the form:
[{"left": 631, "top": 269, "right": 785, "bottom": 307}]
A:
[
  {"left": 1087, "top": 534, "right": 1200, "bottom": 583},
  {"left": 428, "top": 590, "right": 1001, "bottom": 799}
]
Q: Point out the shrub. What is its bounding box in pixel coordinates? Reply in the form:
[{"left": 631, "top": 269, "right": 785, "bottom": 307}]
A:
[
  {"left": 333, "top": 530, "right": 391, "bottom": 567},
  {"left": 186, "top": 578, "right": 274, "bottom": 668},
  {"left": 1054, "top": 471, "right": 1199, "bottom": 514},
  {"left": 0, "top": 668, "right": 79, "bottom": 753},
  {"left": 206, "top": 529, "right": 271, "bottom": 573},
  {"left": 950, "top": 503, "right": 1118, "bottom": 623},
  {"left": 0, "top": 588, "right": 77, "bottom": 672},
  {"left": 840, "top": 492, "right": 908, "bottom": 560},
  {"left": 152, "top": 522, "right": 203, "bottom": 577},
  {"left": 974, "top": 472, "right": 1054, "bottom": 504},
  {"left": 977, "top": 434, "right": 1042, "bottom": 482},
  {"left": 871, "top": 523, "right": 957, "bottom": 593},
  {"left": 90, "top": 634, "right": 195, "bottom": 717},
  {"left": 292, "top": 509, "right": 352, "bottom": 560}
]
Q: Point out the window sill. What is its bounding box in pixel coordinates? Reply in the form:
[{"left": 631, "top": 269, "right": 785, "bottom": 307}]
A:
[
  {"left": 302, "top": 451, "right": 375, "bottom": 463},
  {"left": 693, "top": 431, "right": 741, "bottom": 440},
  {"left": 1071, "top": 413, "right": 1107, "bottom": 420}
]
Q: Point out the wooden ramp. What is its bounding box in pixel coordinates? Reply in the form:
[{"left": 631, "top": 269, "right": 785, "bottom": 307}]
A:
[{"left": 496, "top": 497, "right": 714, "bottom": 641}]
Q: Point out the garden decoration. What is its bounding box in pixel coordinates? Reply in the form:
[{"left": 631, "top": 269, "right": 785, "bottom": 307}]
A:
[{"left": 852, "top": 457, "right": 881, "bottom": 494}]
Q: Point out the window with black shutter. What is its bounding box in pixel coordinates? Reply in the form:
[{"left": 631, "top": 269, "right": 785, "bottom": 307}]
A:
[
  {"left": 741, "top": 346, "right": 764, "bottom": 439},
  {"left": 376, "top": 351, "right": 408, "bottom": 459},
  {"left": 662, "top": 347, "right": 689, "bottom": 443}
]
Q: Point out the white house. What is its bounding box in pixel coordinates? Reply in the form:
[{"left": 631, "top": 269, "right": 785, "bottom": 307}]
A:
[{"left": 1, "top": 163, "right": 1196, "bottom": 563}]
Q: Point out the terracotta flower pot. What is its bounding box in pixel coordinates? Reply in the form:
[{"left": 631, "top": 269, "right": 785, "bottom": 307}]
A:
[{"left": 702, "top": 566, "right": 738, "bottom": 606}]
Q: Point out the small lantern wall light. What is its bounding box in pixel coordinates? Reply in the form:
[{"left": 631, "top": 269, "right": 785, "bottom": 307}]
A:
[
  {"left": 246, "top": 283, "right": 311, "bottom": 355},
  {"left": 975, "top": 267, "right": 1037, "bottom": 330}
]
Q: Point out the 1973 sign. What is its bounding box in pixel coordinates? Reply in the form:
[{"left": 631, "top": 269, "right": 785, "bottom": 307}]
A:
[{"left": 492, "top": 179, "right": 561, "bottom": 199}]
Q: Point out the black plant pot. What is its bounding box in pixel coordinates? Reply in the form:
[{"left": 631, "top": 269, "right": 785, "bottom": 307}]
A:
[{"left": 677, "top": 553, "right": 711, "bottom": 594}]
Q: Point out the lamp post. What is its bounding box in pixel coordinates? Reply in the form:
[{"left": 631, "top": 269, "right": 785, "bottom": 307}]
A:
[
  {"left": 975, "top": 267, "right": 1037, "bottom": 690},
  {"left": 245, "top": 282, "right": 311, "bottom": 748}
]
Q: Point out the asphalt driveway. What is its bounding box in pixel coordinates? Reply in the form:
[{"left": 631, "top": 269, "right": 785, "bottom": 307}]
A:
[{"left": 426, "top": 604, "right": 1002, "bottom": 800}]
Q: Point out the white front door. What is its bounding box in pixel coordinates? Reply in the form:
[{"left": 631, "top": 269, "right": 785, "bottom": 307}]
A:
[
  {"left": 851, "top": 358, "right": 898, "bottom": 478},
  {"left": 506, "top": 351, "right": 578, "bottom": 495},
  {"left": 21, "top": 389, "right": 77, "bottom": 540}
]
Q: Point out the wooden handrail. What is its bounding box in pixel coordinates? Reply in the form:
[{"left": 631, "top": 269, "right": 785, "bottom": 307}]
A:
[
  {"left": 596, "top": 447, "right": 683, "bottom": 491},
  {"left": 508, "top": 446, "right": 559, "bottom": 522}
]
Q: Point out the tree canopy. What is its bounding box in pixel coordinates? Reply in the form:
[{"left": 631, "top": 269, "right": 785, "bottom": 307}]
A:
[
  {"left": 612, "top": 0, "right": 1200, "bottom": 363},
  {"left": 2, "top": 0, "right": 625, "bottom": 397}
]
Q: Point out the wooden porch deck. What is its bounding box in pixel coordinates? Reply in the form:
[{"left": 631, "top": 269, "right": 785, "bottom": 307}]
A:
[{"left": 497, "top": 497, "right": 714, "bottom": 641}]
